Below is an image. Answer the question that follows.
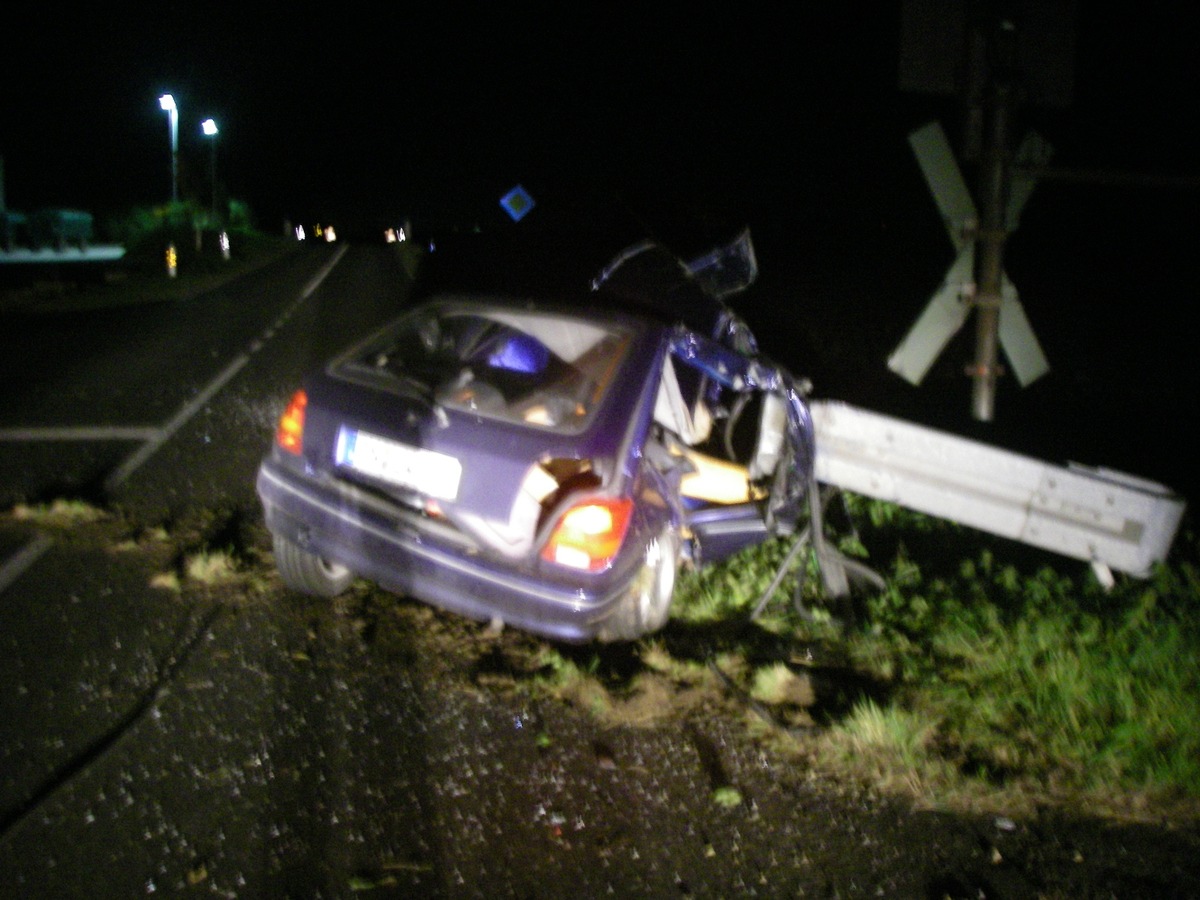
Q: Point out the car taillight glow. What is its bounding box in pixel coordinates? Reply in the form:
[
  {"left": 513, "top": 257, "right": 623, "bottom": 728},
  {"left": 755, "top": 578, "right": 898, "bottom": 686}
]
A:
[
  {"left": 276, "top": 389, "right": 307, "bottom": 455},
  {"left": 542, "top": 497, "right": 633, "bottom": 572}
]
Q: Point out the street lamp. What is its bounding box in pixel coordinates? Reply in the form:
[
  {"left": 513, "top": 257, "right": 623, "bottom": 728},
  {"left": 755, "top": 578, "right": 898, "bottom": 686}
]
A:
[
  {"left": 158, "top": 93, "right": 178, "bottom": 204},
  {"left": 201, "top": 118, "right": 219, "bottom": 220}
]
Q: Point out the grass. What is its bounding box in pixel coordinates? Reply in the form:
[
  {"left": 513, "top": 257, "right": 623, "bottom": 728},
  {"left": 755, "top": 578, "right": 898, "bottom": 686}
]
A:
[
  {"left": 10, "top": 498, "right": 108, "bottom": 526},
  {"left": 663, "top": 495, "right": 1200, "bottom": 819},
  {"left": 183, "top": 548, "right": 241, "bottom": 585}
]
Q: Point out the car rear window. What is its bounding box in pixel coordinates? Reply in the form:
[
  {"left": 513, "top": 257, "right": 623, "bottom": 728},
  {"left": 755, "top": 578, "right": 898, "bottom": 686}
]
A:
[{"left": 340, "top": 304, "right": 632, "bottom": 430}]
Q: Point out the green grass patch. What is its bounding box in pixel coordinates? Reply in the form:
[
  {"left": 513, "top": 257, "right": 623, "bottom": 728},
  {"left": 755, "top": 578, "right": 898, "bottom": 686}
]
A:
[
  {"left": 184, "top": 548, "right": 241, "bottom": 585},
  {"left": 671, "top": 497, "right": 1200, "bottom": 815},
  {"left": 10, "top": 498, "right": 107, "bottom": 526}
]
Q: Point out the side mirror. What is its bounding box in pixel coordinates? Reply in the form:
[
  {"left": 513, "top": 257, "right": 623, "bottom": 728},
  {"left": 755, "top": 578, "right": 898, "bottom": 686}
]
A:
[{"left": 683, "top": 227, "right": 758, "bottom": 299}]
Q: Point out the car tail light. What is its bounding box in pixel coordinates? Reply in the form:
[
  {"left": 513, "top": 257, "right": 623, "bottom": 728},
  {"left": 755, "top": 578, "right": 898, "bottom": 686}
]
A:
[
  {"left": 276, "top": 390, "right": 307, "bottom": 455},
  {"left": 541, "top": 497, "right": 633, "bottom": 572}
]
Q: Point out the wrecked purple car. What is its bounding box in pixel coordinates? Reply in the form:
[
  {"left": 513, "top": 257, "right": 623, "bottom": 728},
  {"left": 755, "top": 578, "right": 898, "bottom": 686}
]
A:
[{"left": 257, "top": 231, "right": 815, "bottom": 642}]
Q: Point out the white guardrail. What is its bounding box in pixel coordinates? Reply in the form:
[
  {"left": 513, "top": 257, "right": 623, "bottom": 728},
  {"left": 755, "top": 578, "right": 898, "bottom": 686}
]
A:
[
  {"left": 810, "top": 400, "right": 1186, "bottom": 583},
  {"left": 0, "top": 245, "right": 126, "bottom": 263}
]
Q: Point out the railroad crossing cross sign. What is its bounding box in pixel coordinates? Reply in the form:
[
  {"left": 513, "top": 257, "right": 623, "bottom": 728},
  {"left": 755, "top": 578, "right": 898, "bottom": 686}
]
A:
[{"left": 888, "top": 121, "right": 1052, "bottom": 388}]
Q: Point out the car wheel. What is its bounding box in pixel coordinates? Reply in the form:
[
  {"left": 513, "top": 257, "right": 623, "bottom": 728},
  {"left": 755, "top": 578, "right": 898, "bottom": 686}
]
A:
[
  {"left": 272, "top": 534, "right": 354, "bottom": 597},
  {"left": 608, "top": 526, "right": 680, "bottom": 641}
]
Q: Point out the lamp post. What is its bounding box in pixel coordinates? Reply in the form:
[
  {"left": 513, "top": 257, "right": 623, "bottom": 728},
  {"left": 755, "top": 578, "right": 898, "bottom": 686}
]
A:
[
  {"left": 201, "top": 118, "right": 219, "bottom": 221},
  {"left": 158, "top": 93, "right": 178, "bottom": 204}
]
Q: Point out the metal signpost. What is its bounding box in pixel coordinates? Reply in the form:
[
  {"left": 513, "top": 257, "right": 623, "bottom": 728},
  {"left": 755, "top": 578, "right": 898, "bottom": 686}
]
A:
[{"left": 893, "top": 2, "right": 1075, "bottom": 421}]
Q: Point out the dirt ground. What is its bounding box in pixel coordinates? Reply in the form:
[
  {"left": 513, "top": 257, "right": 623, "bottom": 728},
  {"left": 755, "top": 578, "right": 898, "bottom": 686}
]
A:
[{"left": 386, "top": 588, "right": 1200, "bottom": 899}]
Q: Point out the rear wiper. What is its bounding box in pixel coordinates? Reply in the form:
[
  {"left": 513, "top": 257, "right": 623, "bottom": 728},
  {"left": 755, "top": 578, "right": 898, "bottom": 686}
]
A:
[{"left": 395, "top": 376, "right": 449, "bottom": 427}]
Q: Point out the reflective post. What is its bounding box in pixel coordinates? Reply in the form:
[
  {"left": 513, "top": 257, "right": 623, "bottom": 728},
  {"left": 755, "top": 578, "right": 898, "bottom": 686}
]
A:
[{"left": 201, "top": 118, "right": 219, "bottom": 221}]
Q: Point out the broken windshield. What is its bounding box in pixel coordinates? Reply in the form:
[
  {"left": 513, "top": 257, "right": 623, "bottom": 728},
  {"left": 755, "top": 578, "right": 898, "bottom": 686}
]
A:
[{"left": 340, "top": 304, "right": 632, "bottom": 431}]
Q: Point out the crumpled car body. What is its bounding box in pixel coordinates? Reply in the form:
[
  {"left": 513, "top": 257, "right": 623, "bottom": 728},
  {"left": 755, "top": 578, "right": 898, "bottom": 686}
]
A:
[{"left": 257, "top": 231, "right": 815, "bottom": 642}]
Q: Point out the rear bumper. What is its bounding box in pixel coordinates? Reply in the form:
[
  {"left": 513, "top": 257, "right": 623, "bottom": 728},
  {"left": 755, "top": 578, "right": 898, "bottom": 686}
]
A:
[{"left": 256, "top": 458, "right": 634, "bottom": 642}]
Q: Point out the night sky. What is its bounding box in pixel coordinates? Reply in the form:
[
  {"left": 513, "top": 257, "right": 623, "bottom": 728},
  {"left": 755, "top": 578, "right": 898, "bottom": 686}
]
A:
[
  {"left": 2, "top": 4, "right": 1196, "bottom": 242},
  {"left": 3, "top": 2, "right": 1199, "bottom": 495}
]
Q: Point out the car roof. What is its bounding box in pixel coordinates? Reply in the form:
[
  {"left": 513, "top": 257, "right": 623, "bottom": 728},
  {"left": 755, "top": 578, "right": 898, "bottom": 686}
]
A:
[
  {"left": 412, "top": 230, "right": 623, "bottom": 300},
  {"left": 589, "top": 241, "right": 728, "bottom": 336},
  {"left": 411, "top": 229, "right": 730, "bottom": 336}
]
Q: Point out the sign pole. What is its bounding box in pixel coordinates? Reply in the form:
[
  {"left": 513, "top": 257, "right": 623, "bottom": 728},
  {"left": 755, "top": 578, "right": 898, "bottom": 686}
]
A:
[{"left": 970, "top": 72, "right": 1014, "bottom": 422}]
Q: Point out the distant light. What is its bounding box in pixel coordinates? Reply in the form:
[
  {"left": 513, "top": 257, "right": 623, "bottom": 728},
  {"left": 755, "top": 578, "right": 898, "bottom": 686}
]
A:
[
  {"left": 159, "top": 94, "right": 176, "bottom": 113},
  {"left": 295, "top": 225, "right": 306, "bottom": 240},
  {"left": 201, "top": 118, "right": 218, "bottom": 136}
]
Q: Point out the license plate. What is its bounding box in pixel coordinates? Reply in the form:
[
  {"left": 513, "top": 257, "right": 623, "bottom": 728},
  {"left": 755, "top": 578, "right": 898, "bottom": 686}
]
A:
[{"left": 335, "top": 427, "right": 462, "bottom": 500}]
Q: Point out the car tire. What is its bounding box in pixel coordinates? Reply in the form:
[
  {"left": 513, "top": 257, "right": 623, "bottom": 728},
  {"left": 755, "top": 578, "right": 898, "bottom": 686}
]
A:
[
  {"left": 272, "top": 534, "right": 354, "bottom": 597},
  {"left": 607, "top": 526, "right": 680, "bottom": 641}
]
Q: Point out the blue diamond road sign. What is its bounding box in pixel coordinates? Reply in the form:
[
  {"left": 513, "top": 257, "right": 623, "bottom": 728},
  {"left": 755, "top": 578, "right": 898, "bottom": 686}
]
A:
[{"left": 500, "top": 185, "right": 535, "bottom": 222}]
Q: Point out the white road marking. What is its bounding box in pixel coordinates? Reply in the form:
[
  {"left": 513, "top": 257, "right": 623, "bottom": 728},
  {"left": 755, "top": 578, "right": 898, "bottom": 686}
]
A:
[
  {"left": 102, "top": 244, "right": 349, "bottom": 490},
  {"left": 0, "top": 533, "right": 53, "bottom": 594},
  {"left": 103, "top": 353, "right": 252, "bottom": 490},
  {"left": 0, "top": 426, "right": 161, "bottom": 441},
  {"left": 0, "top": 246, "right": 350, "bottom": 589}
]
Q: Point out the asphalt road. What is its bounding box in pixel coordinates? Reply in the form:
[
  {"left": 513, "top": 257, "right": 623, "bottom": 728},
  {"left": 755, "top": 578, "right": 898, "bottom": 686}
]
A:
[
  {"left": 1, "top": 238, "right": 1198, "bottom": 898},
  {"left": 0, "top": 241, "right": 406, "bottom": 513},
  {"left": 0, "top": 242, "right": 424, "bottom": 895}
]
